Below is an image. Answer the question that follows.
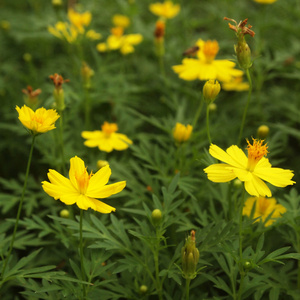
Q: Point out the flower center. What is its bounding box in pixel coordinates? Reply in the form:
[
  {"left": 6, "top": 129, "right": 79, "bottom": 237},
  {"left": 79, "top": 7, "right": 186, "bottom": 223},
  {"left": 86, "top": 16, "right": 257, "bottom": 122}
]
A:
[
  {"left": 111, "top": 26, "right": 124, "bottom": 37},
  {"left": 246, "top": 138, "right": 268, "bottom": 172},
  {"left": 32, "top": 115, "right": 44, "bottom": 124},
  {"left": 75, "top": 168, "right": 92, "bottom": 194},
  {"left": 256, "top": 197, "right": 270, "bottom": 215},
  {"left": 101, "top": 122, "right": 118, "bottom": 137},
  {"left": 202, "top": 40, "right": 219, "bottom": 63}
]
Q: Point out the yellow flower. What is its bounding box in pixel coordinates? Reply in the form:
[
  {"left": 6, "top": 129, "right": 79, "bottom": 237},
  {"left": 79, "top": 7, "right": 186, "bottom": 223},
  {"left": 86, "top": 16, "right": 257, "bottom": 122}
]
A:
[
  {"left": 222, "top": 76, "right": 249, "bottom": 92},
  {"left": 173, "top": 39, "right": 244, "bottom": 82},
  {"left": 112, "top": 14, "right": 130, "bottom": 28},
  {"left": 16, "top": 105, "right": 60, "bottom": 135},
  {"left": 149, "top": 1, "right": 180, "bottom": 19},
  {"left": 243, "top": 196, "right": 286, "bottom": 226},
  {"left": 253, "top": 0, "right": 277, "bottom": 3},
  {"left": 42, "top": 156, "right": 126, "bottom": 213},
  {"left": 203, "top": 79, "right": 221, "bottom": 103},
  {"left": 173, "top": 123, "right": 193, "bottom": 143},
  {"left": 81, "top": 122, "right": 133, "bottom": 152},
  {"left": 48, "top": 22, "right": 78, "bottom": 44},
  {"left": 86, "top": 29, "right": 102, "bottom": 40},
  {"left": 204, "top": 139, "right": 295, "bottom": 197},
  {"left": 68, "top": 8, "right": 91, "bottom": 34}
]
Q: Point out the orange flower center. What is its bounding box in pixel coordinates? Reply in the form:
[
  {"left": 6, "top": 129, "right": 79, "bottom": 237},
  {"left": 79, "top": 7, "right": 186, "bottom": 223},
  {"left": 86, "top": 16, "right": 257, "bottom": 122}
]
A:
[
  {"left": 246, "top": 138, "right": 268, "bottom": 172},
  {"left": 203, "top": 40, "right": 219, "bottom": 63},
  {"left": 101, "top": 122, "right": 118, "bottom": 137},
  {"left": 256, "top": 197, "right": 270, "bottom": 215},
  {"left": 75, "top": 168, "right": 92, "bottom": 194},
  {"left": 111, "top": 26, "right": 124, "bottom": 37},
  {"left": 32, "top": 115, "right": 44, "bottom": 124}
]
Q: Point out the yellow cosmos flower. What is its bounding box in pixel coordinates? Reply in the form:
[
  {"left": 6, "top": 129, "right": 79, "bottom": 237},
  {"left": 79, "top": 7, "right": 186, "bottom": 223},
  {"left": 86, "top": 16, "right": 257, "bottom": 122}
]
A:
[
  {"left": 173, "top": 123, "right": 193, "bottom": 143},
  {"left": 243, "top": 196, "right": 286, "bottom": 226},
  {"left": 82, "top": 122, "right": 133, "bottom": 152},
  {"left": 253, "top": 0, "right": 277, "bottom": 3},
  {"left": 222, "top": 76, "right": 249, "bottom": 92},
  {"left": 172, "top": 39, "right": 244, "bottom": 82},
  {"left": 42, "top": 156, "right": 125, "bottom": 213},
  {"left": 204, "top": 139, "right": 295, "bottom": 197},
  {"left": 112, "top": 14, "right": 130, "bottom": 28},
  {"left": 149, "top": 1, "right": 180, "bottom": 19},
  {"left": 68, "top": 8, "right": 92, "bottom": 34},
  {"left": 16, "top": 105, "right": 60, "bottom": 135}
]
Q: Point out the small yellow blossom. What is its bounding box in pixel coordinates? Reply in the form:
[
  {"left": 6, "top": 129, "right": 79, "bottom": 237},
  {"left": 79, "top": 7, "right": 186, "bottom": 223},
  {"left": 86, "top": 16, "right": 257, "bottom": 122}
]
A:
[
  {"left": 82, "top": 122, "right": 133, "bottom": 152},
  {"left": 86, "top": 29, "right": 102, "bottom": 40},
  {"left": 112, "top": 14, "right": 130, "bottom": 28},
  {"left": 253, "top": 0, "right": 277, "bottom": 3},
  {"left": 203, "top": 80, "right": 221, "bottom": 103},
  {"left": 68, "top": 8, "right": 91, "bottom": 34},
  {"left": 222, "top": 76, "right": 249, "bottom": 92},
  {"left": 204, "top": 139, "right": 295, "bottom": 197},
  {"left": 173, "top": 39, "right": 244, "bottom": 82},
  {"left": 42, "top": 156, "right": 126, "bottom": 213},
  {"left": 173, "top": 123, "right": 193, "bottom": 143},
  {"left": 243, "top": 196, "right": 286, "bottom": 226},
  {"left": 16, "top": 105, "right": 60, "bottom": 135},
  {"left": 149, "top": 1, "right": 180, "bottom": 19}
]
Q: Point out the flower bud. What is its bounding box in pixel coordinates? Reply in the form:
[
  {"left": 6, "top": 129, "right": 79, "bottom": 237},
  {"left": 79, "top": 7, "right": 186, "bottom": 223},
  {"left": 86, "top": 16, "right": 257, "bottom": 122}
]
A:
[
  {"left": 139, "top": 285, "right": 148, "bottom": 294},
  {"left": 173, "top": 123, "right": 193, "bottom": 144},
  {"left": 203, "top": 80, "right": 221, "bottom": 103},
  {"left": 235, "top": 39, "right": 252, "bottom": 70},
  {"left": 52, "top": 0, "right": 62, "bottom": 6},
  {"left": 23, "top": 53, "right": 32, "bottom": 62},
  {"left": 53, "top": 88, "right": 65, "bottom": 111},
  {"left": 97, "top": 160, "right": 109, "bottom": 169},
  {"left": 208, "top": 103, "right": 217, "bottom": 112},
  {"left": 60, "top": 209, "right": 70, "bottom": 218},
  {"left": 151, "top": 209, "right": 162, "bottom": 226},
  {"left": 233, "top": 178, "right": 242, "bottom": 188},
  {"left": 181, "top": 230, "right": 199, "bottom": 280},
  {"left": 257, "top": 125, "right": 269, "bottom": 139}
]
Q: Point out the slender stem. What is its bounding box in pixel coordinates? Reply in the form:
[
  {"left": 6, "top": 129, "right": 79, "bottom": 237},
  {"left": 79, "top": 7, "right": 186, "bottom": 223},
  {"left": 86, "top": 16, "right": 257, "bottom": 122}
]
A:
[
  {"left": 158, "top": 55, "right": 165, "bottom": 78},
  {"left": 1, "top": 135, "right": 36, "bottom": 278},
  {"left": 185, "top": 279, "right": 191, "bottom": 300},
  {"left": 79, "top": 210, "right": 86, "bottom": 299},
  {"left": 192, "top": 95, "right": 204, "bottom": 129},
  {"left": 206, "top": 104, "right": 212, "bottom": 144},
  {"left": 237, "top": 189, "right": 246, "bottom": 300},
  {"left": 58, "top": 112, "right": 66, "bottom": 175},
  {"left": 237, "top": 68, "right": 252, "bottom": 146},
  {"left": 154, "top": 228, "right": 163, "bottom": 300},
  {"left": 84, "top": 87, "right": 91, "bottom": 130},
  {"left": 296, "top": 229, "right": 300, "bottom": 289}
]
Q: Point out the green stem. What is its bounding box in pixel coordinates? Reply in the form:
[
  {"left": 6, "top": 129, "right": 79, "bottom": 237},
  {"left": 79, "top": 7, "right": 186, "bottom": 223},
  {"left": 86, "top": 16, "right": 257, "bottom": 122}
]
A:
[
  {"left": 1, "top": 135, "right": 36, "bottom": 278},
  {"left": 154, "top": 228, "right": 163, "bottom": 300},
  {"left": 79, "top": 210, "right": 86, "bottom": 299},
  {"left": 237, "top": 68, "right": 252, "bottom": 146},
  {"left": 206, "top": 104, "right": 212, "bottom": 144},
  {"left": 158, "top": 55, "right": 165, "bottom": 78},
  {"left": 237, "top": 189, "right": 246, "bottom": 300},
  {"left": 192, "top": 95, "right": 204, "bottom": 129},
  {"left": 58, "top": 112, "right": 66, "bottom": 175},
  {"left": 84, "top": 87, "right": 91, "bottom": 130},
  {"left": 185, "top": 279, "right": 191, "bottom": 300},
  {"left": 296, "top": 229, "right": 300, "bottom": 289}
]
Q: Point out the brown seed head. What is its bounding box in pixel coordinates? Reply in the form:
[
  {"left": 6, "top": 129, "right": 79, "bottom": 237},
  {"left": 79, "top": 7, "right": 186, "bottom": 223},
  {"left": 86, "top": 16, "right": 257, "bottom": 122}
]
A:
[
  {"left": 224, "top": 17, "right": 255, "bottom": 37},
  {"left": 49, "top": 73, "right": 70, "bottom": 89}
]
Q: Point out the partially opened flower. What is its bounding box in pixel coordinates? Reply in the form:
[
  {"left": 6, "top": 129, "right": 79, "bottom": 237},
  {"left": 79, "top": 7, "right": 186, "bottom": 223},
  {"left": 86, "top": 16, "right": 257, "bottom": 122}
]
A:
[
  {"left": 16, "top": 105, "right": 60, "bottom": 135},
  {"left": 149, "top": 1, "right": 180, "bottom": 19},
  {"left": 243, "top": 196, "right": 286, "bottom": 226},
  {"left": 204, "top": 139, "right": 295, "bottom": 197},
  {"left": 82, "top": 122, "right": 133, "bottom": 152},
  {"left": 42, "top": 156, "right": 126, "bottom": 213},
  {"left": 173, "top": 123, "right": 193, "bottom": 143},
  {"left": 172, "top": 39, "right": 244, "bottom": 82},
  {"left": 68, "top": 8, "right": 92, "bottom": 34}
]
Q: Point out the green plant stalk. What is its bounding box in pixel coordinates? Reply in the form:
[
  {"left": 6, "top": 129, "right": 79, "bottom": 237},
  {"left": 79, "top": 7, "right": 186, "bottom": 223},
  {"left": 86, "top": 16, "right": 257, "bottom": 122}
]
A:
[
  {"left": 79, "top": 210, "right": 86, "bottom": 299},
  {"left": 154, "top": 228, "right": 163, "bottom": 300},
  {"left": 58, "top": 112, "right": 66, "bottom": 175},
  {"left": 237, "top": 68, "right": 252, "bottom": 146},
  {"left": 237, "top": 189, "right": 246, "bottom": 300},
  {"left": 1, "top": 135, "right": 36, "bottom": 279},
  {"left": 192, "top": 95, "right": 204, "bottom": 129},
  {"left": 158, "top": 55, "right": 165, "bottom": 78},
  {"left": 185, "top": 278, "right": 191, "bottom": 300},
  {"left": 84, "top": 87, "right": 91, "bottom": 130},
  {"left": 206, "top": 104, "right": 212, "bottom": 144}
]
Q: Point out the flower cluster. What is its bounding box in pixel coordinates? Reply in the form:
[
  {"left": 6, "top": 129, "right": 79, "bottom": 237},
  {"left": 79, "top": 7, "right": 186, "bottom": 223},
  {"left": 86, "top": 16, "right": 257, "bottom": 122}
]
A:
[
  {"left": 48, "top": 8, "right": 101, "bottom": 43},
  {"left": 97, "top": 14, "right": 143, "bottom": 55}
]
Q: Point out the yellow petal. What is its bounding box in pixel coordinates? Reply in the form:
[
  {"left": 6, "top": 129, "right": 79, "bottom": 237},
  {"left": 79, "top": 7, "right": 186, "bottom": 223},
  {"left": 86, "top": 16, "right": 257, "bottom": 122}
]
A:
[
  {"left": 254, "top": 167, "right": 295, "bottom": 187},
  {"left": 232, "top": 168, "right": 252, "bottom": 182},
  {"left": 69, "top": 156, "right": 86, "bottom": 190},
  {"left": 75, "top": 194, "right": 93, "bottom": 210},
  {"left": 42, "top": 181, "right": 78, "bottom": 204},
  {"left": 88, "top": 165, "right": 111, "bottom": 191},
  {"left": 244, "top": 174, "right": 272, "bottom": 197},
  {"left": 86, "top": 181, "right": 126, "bottom": 198},
  {"left": 204, "top": 164, "right": 236, "bottom": 182},
  {"left": 90, "top": 198, "right": 116, "bottom": 213}
]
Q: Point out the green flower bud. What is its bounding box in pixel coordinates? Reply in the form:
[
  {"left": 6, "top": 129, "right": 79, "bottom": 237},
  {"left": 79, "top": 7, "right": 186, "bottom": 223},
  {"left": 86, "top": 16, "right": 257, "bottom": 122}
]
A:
[
  {"left": 53, "top": 88, "right": 65, "bottom": 112},
  {"left": 235, "top": 39, "right": 252, "bottom": 70},
  {"left": 151, "top": 209, "right": 162, "bottom": 226},
  {"left": 60, "top": 209, "right": 70, "bottom": 218},
  {"left": 203, "top": 80, "right": 221, "bottom": 103},
  {"left": 233, "top": 178, "right": 242, "bottom": 188},
  {"left": 257, "top": 125, "right": 269, "bottom": 139},
  {"left": 139, "top": 285, "right": 148, "bottom": 294},
  {"left": 208, "top": 103, "right": 217, "bottom": 112},
  {"left": 181, "top": 230, "right": 199, "bottom": 280}
]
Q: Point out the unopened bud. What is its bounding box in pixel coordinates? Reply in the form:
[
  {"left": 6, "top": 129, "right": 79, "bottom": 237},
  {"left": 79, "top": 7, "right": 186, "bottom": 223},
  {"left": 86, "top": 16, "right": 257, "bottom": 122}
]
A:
[
  {"left": 181, "top": 230, "right": 200, "bottom": 280},
  {"left": 233, "top": 178, "right": 242, "bottom": 188},
  {"left": 203, "top": 80, "right": 221, "bottom": 103},
  {"left": 139, "top": 285, "right": 148, "bottom": 294},
  {"left": 60, "top": 209, "right": 70, "bottom": 218},
  {"left": 97, "top": 160, "right": 109, "bottom": 169},
  {"left": 81, "top": 62, "right": 94, "bottom": 90},
  {"left": 257, "top": 125, "right": 269, "bottom": 139},
  {"left": 208, "top": 103, "right": 217, "bottom": 112},
  {"left": 151, "top": 209, "right": 162, "bottom": 226},
  {"left": 235, "top": 39, "right": 252, "bottom": 70},
  {"left": 53, "top": 88, "right": 65, "bottom": 111},
  {"left": 52, "top": 0, "right": 62, "bottom": 6},
  {"left": 173, "top": 123, "right": 193, "bottom": 144}
]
